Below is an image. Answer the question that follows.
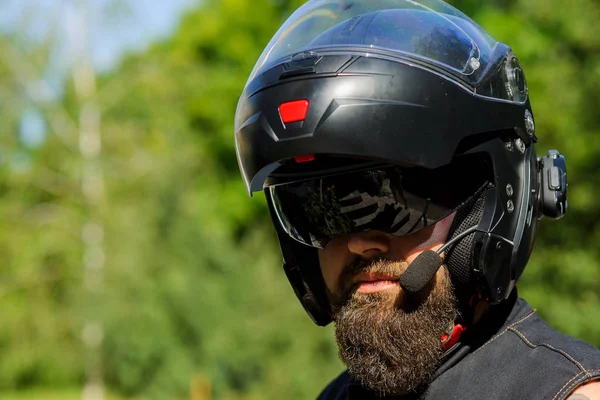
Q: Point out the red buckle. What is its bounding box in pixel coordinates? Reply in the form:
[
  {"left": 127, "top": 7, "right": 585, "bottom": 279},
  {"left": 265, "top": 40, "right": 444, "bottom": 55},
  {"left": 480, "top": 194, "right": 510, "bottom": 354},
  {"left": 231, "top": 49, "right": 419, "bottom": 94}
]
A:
[{"left": 441, "top": 324, "right": 465, "bottom": 351}]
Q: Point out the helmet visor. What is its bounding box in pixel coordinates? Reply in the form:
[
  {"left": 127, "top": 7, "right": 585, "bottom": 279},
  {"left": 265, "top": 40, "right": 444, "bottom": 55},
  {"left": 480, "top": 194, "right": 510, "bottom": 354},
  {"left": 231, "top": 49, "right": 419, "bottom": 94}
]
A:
[
  {"left": 249, "top": 0, "right": 498, "bottom": 84},
  {"left": 269, "top": 156, "right": 490, "bottom": 248}
]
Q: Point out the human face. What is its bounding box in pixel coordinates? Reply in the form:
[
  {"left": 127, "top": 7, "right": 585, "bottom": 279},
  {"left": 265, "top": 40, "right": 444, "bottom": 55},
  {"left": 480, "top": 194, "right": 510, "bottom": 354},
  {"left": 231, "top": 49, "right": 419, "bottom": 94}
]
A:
[
  {"left": 318, "top": 213, "right": 458, "bottom": 396},
  {"left": 318, "top": 212, "right": 456, "bottom": 307}
]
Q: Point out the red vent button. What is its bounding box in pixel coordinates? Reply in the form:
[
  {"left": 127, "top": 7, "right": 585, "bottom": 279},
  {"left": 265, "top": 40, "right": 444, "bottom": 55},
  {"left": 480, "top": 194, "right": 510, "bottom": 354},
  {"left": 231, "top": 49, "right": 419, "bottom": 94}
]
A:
[{"left": 279, "top": 100, "right": 310, "bottom": 124}]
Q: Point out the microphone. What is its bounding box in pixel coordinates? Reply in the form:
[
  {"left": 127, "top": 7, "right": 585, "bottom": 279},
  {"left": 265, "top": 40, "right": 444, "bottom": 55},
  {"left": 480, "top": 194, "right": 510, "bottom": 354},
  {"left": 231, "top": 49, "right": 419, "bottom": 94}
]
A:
[{"left": 399, "top": 225, "right": 478, "bottom": 294}]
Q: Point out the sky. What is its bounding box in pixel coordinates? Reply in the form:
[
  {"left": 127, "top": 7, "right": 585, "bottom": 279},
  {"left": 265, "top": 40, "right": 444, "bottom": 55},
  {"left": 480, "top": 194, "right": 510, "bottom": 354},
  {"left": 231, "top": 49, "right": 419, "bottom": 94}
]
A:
[
  {"left": 0, "top": 0, "right": 198, "bottom": 72},
  {"left": 0, "top": 0, "right": 198, "bottom": 154}
]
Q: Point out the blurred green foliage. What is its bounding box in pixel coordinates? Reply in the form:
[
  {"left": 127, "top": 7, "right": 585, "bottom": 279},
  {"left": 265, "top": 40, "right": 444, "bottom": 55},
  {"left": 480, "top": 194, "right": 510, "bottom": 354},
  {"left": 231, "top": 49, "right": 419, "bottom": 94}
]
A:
[{"left": 0, "top": 0, "right": 599, "bottom": 399}]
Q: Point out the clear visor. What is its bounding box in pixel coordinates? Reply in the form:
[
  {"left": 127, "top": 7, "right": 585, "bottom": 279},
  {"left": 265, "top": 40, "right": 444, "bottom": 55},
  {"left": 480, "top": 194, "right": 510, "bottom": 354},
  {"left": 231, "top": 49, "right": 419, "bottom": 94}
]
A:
[{"left": 249, "top": 0, "right": 498, "bottom": 83}]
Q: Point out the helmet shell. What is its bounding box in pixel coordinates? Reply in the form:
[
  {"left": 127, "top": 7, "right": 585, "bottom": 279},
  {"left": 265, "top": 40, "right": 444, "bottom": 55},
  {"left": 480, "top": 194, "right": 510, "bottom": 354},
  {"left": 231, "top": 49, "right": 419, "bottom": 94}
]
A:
[{"left": 235, "top": 0, "right": 543, "bottom": 325}]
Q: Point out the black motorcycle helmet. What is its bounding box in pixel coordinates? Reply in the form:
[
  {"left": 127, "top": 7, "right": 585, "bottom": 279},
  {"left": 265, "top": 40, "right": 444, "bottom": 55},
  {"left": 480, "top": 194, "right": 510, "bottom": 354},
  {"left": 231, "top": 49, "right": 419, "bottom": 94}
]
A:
[{"left": 235, "top": 0, "right": 568, "bottom": 326}]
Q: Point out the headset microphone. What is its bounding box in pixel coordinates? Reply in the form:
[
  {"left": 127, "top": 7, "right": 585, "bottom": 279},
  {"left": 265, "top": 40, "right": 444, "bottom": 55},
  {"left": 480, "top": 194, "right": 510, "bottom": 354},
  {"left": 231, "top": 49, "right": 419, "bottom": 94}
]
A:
[{"left": 399, "top": 225, "right": 478, "bottom": 294}]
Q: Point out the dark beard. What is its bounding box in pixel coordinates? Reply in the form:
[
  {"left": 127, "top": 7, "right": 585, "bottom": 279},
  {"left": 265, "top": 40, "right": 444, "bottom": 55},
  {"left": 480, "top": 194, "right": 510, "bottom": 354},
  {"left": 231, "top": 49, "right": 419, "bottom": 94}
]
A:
[{"left": 330, "top": 259, "right": 458, "bottom": 397}]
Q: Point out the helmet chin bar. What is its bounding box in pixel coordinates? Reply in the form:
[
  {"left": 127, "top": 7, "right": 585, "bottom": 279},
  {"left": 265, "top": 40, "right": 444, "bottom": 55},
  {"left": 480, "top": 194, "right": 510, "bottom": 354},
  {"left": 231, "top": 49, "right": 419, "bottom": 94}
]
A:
[
  {"left": 461, "top": 134, "right": 533, "bottom": 305},
  {"left": 470, "top": 148, "right": 567, "bottom": 306},
  {"left": 266, "top": 193, "right": 333, "bottom": 326},
  {"left": 464, "top": 138, "right": 568, "bottom": 305}
]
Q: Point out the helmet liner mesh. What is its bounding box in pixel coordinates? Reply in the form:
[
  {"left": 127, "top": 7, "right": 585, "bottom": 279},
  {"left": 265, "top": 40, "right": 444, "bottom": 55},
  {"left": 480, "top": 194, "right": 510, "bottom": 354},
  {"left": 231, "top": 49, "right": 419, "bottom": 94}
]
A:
[{"left": 445, "top": 184, "right": 491, "bottom": 300}]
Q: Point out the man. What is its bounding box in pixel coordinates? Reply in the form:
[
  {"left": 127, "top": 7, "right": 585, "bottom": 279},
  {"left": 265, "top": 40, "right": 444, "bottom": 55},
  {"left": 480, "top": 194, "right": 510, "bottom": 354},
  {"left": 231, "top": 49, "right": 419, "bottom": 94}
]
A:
[{"left": 234, "top": 0, "right": 600, "bottom": 398}]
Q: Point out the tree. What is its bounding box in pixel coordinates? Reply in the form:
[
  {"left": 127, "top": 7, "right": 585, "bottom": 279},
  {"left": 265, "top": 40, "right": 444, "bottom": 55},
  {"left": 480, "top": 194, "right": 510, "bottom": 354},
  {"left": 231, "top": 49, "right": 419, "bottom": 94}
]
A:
[{"left": 1, "top": 0, "right": 599, "bottom": 398}]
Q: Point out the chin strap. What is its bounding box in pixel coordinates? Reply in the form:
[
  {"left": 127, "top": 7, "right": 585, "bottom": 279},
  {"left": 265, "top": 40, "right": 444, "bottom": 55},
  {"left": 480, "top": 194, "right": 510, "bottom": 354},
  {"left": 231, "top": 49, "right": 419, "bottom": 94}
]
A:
[
  {"left": 440, "top": 292, "right": 489, "bottom": 351},
  {"left": 441, "top": 323, "right": 466, "bottom": 351}
]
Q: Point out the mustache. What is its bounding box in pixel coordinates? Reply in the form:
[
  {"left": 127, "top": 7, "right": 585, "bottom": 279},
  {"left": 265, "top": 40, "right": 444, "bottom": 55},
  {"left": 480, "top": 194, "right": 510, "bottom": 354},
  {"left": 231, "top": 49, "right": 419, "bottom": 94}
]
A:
[{"left": 334, "top": 256, "right": 410, "bottom": 304}]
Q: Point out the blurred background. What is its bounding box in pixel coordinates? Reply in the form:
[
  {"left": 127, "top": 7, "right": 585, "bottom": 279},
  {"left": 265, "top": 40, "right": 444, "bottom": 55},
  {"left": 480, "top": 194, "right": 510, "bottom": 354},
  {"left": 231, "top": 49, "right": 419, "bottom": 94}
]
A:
[{"left": 0, "top": 0, "right": 599, "bottom": 399}]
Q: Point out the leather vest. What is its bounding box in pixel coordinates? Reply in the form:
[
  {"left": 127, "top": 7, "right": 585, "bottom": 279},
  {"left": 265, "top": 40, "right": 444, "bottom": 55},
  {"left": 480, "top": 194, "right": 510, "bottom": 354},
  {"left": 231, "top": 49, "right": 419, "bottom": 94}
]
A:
[{"left": 317, "top": 295, "right": 600, "bottom": 400}]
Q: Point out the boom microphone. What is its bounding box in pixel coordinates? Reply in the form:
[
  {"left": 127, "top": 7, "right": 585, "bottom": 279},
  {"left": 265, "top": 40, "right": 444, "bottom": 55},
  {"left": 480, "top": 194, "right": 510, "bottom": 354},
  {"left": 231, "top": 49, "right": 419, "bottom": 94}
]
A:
[{"left": 399, "top": 226, "right": 478, "bottom": 294}]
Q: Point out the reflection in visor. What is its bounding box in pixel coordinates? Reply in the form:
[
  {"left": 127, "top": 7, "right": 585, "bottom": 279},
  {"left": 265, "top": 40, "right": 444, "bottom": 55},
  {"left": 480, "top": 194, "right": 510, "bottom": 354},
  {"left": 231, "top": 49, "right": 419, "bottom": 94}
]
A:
[
  {"left": 270, "top": 163, "right": 488, "bottom": 248},
  {"left": 308, "top": 10, "right": 477, "bottom": 73},
  {"left": 249, "top": 0, "right": 497, "bottom": 83}
]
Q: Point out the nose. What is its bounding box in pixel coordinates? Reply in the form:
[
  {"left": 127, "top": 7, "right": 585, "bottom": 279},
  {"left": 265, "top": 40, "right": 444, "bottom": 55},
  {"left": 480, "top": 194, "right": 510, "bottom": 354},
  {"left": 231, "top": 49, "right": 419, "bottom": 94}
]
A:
[{"left": 347, "top": 231, "right": 391, "bottom": 259}]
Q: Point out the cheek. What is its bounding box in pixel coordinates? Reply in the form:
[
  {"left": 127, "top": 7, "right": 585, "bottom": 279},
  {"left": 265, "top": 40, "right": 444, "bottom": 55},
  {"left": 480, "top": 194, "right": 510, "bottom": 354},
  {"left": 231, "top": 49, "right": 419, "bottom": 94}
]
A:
[
  {"left": 397, "top": 213, "right": 456, "bottom": 263},
  {"left": 318, "top": 239, "right": 349, "bottom": 291},
  {"left": 433, "top": 212, "right": 456, "bottom": 238}
]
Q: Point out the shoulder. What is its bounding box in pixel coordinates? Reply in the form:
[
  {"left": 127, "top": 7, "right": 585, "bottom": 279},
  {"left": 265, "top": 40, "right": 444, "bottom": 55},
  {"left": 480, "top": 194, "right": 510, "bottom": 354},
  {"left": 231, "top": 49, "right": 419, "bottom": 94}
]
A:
[
  {"left": 316, "top": 370, "right": 352, "bottom": 400},
  {"left": 429, "top": 298, "right": 600, "bottom": 400},
  {"left": 497, "top": 299, "right": 600, "bottom": 399},
  {"left": 509, "top": 301, "right": 600, "bottom": 371}
]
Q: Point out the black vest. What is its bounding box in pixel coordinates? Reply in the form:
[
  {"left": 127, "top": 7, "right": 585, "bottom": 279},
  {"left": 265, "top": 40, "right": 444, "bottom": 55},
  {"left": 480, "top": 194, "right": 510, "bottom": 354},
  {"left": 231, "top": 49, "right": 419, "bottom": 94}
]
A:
[{"left": 317, "top": 295, "right": 600, "bottom": 400}]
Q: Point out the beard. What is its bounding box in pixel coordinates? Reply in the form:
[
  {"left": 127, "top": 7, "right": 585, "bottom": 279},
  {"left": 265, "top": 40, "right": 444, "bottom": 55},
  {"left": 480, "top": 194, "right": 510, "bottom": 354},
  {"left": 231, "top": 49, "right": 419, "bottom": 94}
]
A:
[{"left": 329, "top": 258, "right": 458, "bottom": 397}]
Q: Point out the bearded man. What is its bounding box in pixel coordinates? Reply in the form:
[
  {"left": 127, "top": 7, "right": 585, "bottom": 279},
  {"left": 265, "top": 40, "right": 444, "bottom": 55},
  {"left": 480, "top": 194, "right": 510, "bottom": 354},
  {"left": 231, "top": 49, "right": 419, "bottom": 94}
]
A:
[{"left": 234, "top": 0, "right": 600, "bottom": 398}]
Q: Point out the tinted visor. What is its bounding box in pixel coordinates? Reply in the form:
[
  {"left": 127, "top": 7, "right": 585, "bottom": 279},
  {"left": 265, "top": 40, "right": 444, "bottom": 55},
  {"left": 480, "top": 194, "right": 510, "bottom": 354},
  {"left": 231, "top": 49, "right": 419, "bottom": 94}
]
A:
[{"left": 269, "top": 156, "right": 490, "bottom": 248}]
